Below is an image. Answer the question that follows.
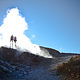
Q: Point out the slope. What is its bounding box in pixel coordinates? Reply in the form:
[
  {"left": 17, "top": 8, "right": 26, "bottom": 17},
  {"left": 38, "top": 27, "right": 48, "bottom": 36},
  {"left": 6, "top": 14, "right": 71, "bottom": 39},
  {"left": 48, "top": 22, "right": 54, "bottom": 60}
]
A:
[{"left": 0, "top": 46, "right": 79, "bottom": 80}]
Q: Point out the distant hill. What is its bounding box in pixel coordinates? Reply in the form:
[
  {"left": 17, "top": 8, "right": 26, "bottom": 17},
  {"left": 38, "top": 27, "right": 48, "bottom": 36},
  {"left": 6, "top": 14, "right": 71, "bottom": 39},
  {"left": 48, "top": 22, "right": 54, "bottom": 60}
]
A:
[{"left": 40, "top": 46, "right": 80, "bottom": 57}]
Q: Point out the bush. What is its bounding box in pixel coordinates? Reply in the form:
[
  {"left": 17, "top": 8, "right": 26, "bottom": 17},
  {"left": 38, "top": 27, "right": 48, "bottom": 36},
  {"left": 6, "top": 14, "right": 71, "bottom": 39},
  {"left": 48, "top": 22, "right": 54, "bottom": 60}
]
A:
[{"left": 57, "top": 56, "right": 80, "bottom": 80}]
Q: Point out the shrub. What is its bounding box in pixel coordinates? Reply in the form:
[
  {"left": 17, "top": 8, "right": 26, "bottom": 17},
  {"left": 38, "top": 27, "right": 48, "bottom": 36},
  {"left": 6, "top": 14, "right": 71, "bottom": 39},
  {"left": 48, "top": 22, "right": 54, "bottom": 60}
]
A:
[{"left": 57, "top": 56, "right": 80, "bottom": 80}]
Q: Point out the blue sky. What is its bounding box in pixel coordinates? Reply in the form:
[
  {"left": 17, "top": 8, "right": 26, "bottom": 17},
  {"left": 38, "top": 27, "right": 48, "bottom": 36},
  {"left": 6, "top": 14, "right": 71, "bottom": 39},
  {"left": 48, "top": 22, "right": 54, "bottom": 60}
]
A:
[{"left": 0, "top": 0, "right": 80, "bottom": 53}]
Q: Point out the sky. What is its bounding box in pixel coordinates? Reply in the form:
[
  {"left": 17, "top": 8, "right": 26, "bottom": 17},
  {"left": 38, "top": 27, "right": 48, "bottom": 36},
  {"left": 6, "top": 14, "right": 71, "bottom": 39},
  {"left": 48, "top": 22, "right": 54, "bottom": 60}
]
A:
[{"left": 0, "top": 0, "right": 80, "bottom": 53}]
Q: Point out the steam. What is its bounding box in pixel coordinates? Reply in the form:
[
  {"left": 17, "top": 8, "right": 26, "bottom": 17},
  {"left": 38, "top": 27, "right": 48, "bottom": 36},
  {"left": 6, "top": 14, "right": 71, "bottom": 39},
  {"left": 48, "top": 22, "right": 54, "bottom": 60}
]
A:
[
  {"left": 0, "top": 8, "right": 52, "bottom": 58},
  {"left": 0, "top": 8, "right": 40, "bottom": 54}
]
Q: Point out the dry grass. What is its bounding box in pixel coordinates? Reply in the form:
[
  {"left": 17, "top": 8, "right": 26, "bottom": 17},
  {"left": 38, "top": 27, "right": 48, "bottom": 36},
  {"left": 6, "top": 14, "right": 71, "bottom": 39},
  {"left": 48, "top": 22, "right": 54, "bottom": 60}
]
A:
[{"left": 57, "top": 56, "right": 80, "bottom": 80}]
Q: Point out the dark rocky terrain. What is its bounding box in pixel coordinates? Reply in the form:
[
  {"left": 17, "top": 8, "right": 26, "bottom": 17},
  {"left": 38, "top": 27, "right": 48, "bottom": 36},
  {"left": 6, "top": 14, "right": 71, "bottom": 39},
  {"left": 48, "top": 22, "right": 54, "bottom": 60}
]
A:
[{"left": 0, "top": 46, "right": 79, "bottom": 80}]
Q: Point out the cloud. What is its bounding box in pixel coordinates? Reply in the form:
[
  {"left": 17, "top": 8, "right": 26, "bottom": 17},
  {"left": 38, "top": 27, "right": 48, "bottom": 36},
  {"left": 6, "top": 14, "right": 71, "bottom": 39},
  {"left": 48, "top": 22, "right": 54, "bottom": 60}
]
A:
[
  {"left": 0, "top": 8, "right": 40, "bottom": 54},
  {"left": 31, "top": 34, "right": 36, "bottom": 39}
]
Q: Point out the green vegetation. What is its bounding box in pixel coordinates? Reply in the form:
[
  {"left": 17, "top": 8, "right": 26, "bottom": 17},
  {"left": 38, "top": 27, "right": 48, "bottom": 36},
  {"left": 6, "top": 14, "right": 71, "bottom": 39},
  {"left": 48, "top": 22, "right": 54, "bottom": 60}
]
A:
[{"left": 57, "top": 56, "right": 80, "bottom": 80}]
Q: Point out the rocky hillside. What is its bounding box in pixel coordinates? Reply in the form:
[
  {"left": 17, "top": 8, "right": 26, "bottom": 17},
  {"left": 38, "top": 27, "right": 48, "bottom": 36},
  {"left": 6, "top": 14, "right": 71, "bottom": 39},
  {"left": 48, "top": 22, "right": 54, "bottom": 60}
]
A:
[
  {"left": 0, "top": 46, "right": 79, "bottom": 80},
  {"left": 0, "top": 47, "right": 53, "bottom": 80}
]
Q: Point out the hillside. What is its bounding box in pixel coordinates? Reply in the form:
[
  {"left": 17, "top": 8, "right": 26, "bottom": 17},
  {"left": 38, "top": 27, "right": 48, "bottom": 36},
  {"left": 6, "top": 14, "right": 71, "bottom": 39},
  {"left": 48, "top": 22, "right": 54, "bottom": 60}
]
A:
[
  {"left": 0, "top": 46, "right": 79, "bottom": 80},
  {"left": 57, "top": 56, "right": 80, "bottom": 80}
]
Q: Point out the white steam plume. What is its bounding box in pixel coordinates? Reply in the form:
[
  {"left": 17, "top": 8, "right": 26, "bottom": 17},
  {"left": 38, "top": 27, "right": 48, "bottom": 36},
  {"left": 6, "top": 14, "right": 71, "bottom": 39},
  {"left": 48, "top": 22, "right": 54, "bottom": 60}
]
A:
[
  {"left": 0, "top": 8, "right": 52, "bottom": 58},
  {"left": 0, "top": 8, "right": 40, "bottom": 54}
]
